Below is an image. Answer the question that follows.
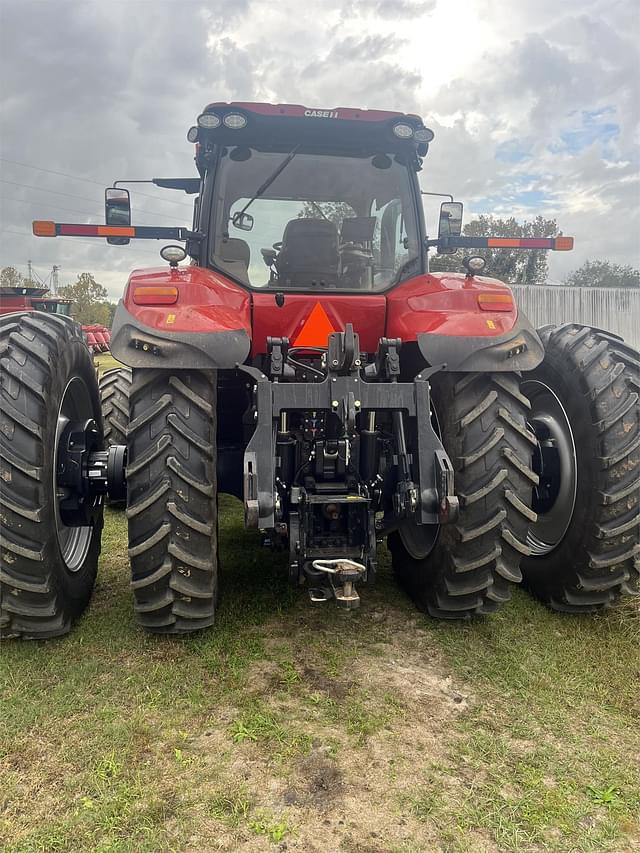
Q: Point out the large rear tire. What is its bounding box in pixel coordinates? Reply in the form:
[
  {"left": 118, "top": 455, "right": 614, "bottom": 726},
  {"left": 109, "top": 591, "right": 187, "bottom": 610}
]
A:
[
  {"left": 99, "top": 367, "right": 131, "bottom": 448},
  {"left": 390, "top": 372, "right": 537, "bottom": 619},
  {"left": 126, "top": 369, "right": 218, "bottom": 633},
  {"left": 99, "top": 367, "right": 131, "bottom": 509},
  {"left": 0, "top": 312, "right": 103, "bottom": 639},
  {"left": 521, "top": 324, "right": 639, "bottom": 611}
]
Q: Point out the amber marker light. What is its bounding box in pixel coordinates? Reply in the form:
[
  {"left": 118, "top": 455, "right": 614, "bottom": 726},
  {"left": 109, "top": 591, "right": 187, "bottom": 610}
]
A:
[
  {"left": 477, "top": 292, "right": 514, "bottom": 312},
  {"left": 32, "top": 220, "right": 57, "bottom": 236},
  {"left": 132, "top": 286, "right": 178, "bottom": 305}
]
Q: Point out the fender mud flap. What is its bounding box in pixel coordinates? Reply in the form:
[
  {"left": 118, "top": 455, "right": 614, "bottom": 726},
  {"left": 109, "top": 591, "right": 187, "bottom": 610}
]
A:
[{"left": 417, "top": 312, "right": 544, "bottom": 372}]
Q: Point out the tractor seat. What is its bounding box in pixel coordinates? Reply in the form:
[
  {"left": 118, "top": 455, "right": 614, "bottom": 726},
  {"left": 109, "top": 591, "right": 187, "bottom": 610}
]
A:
[
  {"left": 218, "top": 237, "right": 250, "bottom": 284},
  {"left": 275, "top": 218, "right": 339, "bottom": 287}
]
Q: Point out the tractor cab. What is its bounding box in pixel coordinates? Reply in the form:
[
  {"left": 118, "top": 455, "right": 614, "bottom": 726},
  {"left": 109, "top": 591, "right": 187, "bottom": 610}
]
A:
[
  {"left": 0, "top": 285, "right": 72, "bottom": 317},
  {"left": 190, "top": 104, "right": 434, "bottom": 292},
  {"left": 193, "top": 104, "right": 435, "bottom": 292}
]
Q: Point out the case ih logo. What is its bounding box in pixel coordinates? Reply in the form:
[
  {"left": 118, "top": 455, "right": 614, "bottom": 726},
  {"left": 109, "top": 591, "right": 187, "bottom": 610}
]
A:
[{"left": 304, "top": 109, "right": 339, "bottom": 119}]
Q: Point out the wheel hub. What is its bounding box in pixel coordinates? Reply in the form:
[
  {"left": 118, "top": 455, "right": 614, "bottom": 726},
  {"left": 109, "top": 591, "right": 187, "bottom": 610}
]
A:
[
  {"left": 523, "top": 379, "right": 578, "bottom": 556},
  {"left": 54, "top": 378, "right": 98, "bottom": 571},
  {"left": 56, "top": 419, "right": 127, "bottom": 527},
  {"left": 55, "top": 378, "right": 127, "bottom": 572},
  {"left": 57, "top": 418, "right": 104, "bottom": 527}
]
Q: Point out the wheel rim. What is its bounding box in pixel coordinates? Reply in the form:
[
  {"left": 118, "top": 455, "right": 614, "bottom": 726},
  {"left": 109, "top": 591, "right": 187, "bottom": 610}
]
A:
[
  {"left": 523, "top": 379, "right": 577, "bottom": 556},
  {"left": 54, "top": 377, "right": 96, "bottom": 571},
  {"left": 398, "top": 516, "right": 440, "bottom": 559}
]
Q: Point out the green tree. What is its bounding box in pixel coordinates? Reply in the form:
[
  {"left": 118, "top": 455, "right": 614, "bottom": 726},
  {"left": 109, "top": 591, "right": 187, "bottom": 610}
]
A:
[
  {"left": 430, "top": 215, "right": 558, "bottom": 284},
  {"left": 1, "top": 266, "right": 24, "bottom": 287},
  {"left": 299, "top": 201, "right": 355, "bottom": 226},
  {"left": 103, "top": 300, "right": 117, "bottom": 327},
  {"left": 59, "top": 273, "right": 109, "bottom": 324},
  {"left": 564, "top": 259, "right": 639, "bottom": 288}
]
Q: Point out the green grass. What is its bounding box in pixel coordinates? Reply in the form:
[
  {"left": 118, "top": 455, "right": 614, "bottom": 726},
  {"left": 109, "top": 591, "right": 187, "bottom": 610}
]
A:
[
  {"left": 94, "top": 352, "right": 122, "bottom": 378},
  {"left": 1, "top": 498, "right": 638, "bottom": 852}
]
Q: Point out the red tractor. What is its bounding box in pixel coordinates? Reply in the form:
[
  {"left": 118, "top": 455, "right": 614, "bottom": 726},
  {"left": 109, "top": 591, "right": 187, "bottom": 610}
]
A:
[
  {"left": 1, "top": 103, "right": 637, "bottom": 638},
  {"left": 0, "top": 285, "right": 112, "bottom": 354}
]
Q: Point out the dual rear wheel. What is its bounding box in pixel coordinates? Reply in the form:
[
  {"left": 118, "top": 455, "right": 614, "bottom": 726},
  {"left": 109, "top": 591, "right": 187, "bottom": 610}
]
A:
[
  {"left": 391, "top": 324, "right": 639, "bottom": 616},
  {"left": 0, "top": 316, "right": 220, "bottom": 639}
]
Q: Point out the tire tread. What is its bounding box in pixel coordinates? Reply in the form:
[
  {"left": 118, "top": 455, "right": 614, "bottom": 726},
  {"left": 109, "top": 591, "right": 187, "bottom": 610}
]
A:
[
  {"left": 523, "top": 324, "right": 639, "bottom": 611},
  {"left": 391, "top": 372, "right": 535, "bottom": 618},
  {"left": 126, "top": 369, "right": 218, "bottom": 634}
]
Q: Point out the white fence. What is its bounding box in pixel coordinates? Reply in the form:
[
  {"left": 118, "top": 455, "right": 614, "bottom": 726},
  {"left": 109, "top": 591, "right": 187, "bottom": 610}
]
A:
[{"left": 511, "top": 285, "right": 640, "bottom": 349}]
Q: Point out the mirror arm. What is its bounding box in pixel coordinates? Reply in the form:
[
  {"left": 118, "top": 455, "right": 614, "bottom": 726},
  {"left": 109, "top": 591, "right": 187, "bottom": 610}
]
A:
[
  {"left": 421, "top": 191, "right": 454, "bottom": 202},
  {"left": 181, "top": 229, "right": 205, "bottom": 242}
]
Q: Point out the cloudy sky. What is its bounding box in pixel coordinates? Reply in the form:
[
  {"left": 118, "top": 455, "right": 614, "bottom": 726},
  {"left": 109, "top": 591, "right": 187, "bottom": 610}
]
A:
[{"left": 1, "top": 0, "right": 638, "bottom": 299}]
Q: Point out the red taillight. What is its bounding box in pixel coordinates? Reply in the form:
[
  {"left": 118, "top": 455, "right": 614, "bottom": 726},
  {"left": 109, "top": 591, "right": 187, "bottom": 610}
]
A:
[
  {"left": 477, "top": 292, "right": 514, "bottom": 312},
  {"left": 132, "top": 286, "right": 178, "bottom": 305}
]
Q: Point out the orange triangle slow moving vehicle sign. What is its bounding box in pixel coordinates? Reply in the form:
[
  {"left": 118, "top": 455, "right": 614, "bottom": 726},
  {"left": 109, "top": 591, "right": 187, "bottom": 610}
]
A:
[{"left": 293, "top": 302, "right": 336, "bottom": 347}]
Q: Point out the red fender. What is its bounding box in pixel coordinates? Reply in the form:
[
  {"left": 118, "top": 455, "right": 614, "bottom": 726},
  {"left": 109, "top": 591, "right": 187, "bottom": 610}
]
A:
[
  {"left": 111, "top": 265, "right": 252, "bottom": 369},
  {"left": 122, "top": 265, "right": 251, "bottom": 335},
  {"left": 386, "top": 272, "right": 517, "bottom": 339}
]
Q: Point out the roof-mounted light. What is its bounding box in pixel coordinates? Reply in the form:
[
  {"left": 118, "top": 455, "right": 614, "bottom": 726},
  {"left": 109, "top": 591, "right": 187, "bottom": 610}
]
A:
[
  {"left": 187, "top": 126, "right": 199, "bottom": 143},
  {"left": 197, "top": 112, "right": 221, "bottom": 129},
  {"left": 223, "top": 112, "right": 247, "bottom": 129},
  {"left": 414, "top": 128, "right": 434, "bottom": 143},
  {"left": 392, "top": 122, "right": 414, "bottom": 139}
]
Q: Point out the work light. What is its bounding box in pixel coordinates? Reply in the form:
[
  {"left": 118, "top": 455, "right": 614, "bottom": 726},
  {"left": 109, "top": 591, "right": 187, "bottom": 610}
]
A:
[
  {"left": 392, "top": 122, "right": 414, "bottom": 139},
  {"left": 223, "top": 113, "right": 248, "bottom": 129},
  {"left": 197, "top": 113, "right": 221, "bottom": 129},
  {"left": 414, "top": 128, "right": 434, "bottom": 143}
]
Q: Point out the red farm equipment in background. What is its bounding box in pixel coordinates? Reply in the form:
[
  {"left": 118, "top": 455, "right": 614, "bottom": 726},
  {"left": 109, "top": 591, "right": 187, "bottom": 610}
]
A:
[{"left": 0, "top": 285, "right": 112, "bottom": 353}]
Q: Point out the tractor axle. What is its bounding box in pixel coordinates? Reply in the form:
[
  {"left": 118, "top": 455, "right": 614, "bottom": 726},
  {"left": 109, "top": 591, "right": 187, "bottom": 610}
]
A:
[{"left": 56, "top": 417, "right": 126, "bottom": 526}]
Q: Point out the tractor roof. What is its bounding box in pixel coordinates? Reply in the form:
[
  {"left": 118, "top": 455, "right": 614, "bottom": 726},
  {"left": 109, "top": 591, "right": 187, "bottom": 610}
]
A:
[
  {"left": 202, "top": 102, "right": 418, "bottom": 123},
  {"left": 0, "top": 286, "right": 49, "bottom": 297},
  {"left": 193, "top": 102, "right": 434, "bottom": 158}
]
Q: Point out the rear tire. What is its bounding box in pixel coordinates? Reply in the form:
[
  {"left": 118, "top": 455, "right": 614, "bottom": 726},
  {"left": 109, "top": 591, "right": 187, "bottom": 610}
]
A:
[
  {"left": 126, "top": 369, "right": 218, "bottom": 633},
  {"left": 390, "top": 372, "right": 537, "bottom": 619},
  {"left": 0, "top": 312, "right": 103, "bottom": 639},
  {"left": 100, "top": 367, "right": 131, "bottom": 447},
  {"left": 521, "top": 324, "right": 640, "bottom": 612},
  {"left": 99, "top": 367, "right": 131, "bottom": 508}
]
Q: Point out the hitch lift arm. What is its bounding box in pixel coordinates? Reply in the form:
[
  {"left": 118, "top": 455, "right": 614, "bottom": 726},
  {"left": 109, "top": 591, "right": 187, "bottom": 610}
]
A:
[{"left": 239, "top": 325, "right": 457, "bottom": 531}]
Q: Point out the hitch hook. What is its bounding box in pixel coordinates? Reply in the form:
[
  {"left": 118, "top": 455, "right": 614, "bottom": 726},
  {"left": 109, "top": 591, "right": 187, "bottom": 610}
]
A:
[{"left": 311, "top": 558, "right": 366, "bottom": 610}]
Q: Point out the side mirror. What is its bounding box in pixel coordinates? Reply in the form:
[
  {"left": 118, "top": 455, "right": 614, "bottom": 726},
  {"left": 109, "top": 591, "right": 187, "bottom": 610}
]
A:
[
  {"left": 437, "top": 201, "right": 463, "bottom": 255},
  {"left": 105, "top": 187, "right": 131, "bottom": 245},
  {"left": 232, "top": 211, "right": 254, "bottom": 232},
  {"left": 438, "top": 201, "right": 463, "bottom": 238}
]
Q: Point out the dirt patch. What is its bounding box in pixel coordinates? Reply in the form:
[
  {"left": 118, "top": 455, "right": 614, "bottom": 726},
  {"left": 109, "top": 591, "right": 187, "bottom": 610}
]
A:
[
  {"left": 182, "top": 614, "right": 483, "bottom": 853},
  {"left": 300, "top": 664, "right": 351, "bottom": 701}
]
